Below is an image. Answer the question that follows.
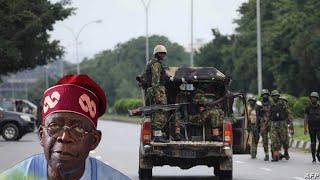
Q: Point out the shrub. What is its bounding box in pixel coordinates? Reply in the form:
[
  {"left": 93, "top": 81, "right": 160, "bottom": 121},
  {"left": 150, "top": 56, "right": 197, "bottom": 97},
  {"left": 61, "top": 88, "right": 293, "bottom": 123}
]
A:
[
  {"left": 114, "top": 98, "right": 143, "bottom": 114},
  {"left": 292, "top": 96, "right": 309, "bottom": 118}
]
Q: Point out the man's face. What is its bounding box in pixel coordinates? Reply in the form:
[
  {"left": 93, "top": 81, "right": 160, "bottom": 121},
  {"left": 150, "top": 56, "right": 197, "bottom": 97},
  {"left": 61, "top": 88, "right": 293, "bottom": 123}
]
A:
[
  {"left": 155, "top": 52, "right": 166, "bottom": 60},
  {"left": 272, "top": 95, "right": 279, "bottom": 102},
  {"left": 249, "top": 100, "right": 256, "bottom": 106},
  {"left": 261, "top": 94, "right": 269, "bottom": 100},
  {"left": 38, "top": 112, "right": 101, "bottom": 176},
  {"left": 310, "top": 97, "right": 318, "bottom": 104}
]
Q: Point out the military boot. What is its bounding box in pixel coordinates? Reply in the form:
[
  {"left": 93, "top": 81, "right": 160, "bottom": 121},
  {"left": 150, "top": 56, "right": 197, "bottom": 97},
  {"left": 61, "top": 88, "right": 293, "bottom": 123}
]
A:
[
  {"left": 312, "top": 151, "right": 316, "bottom": 163},
  {"left": 173, "top": 132, "right": 185, "bottom": 141},
  {"left": 284, "top": 150, "right": 290, "bottom": 160},
  {"left": 279, "top": 153, "right": 284, "bottom": 160},
  {"left": 317, "top": 151, "right": 320, "bottom": 162},
  {"left": 264, "top": 155, "right": 269, "bottom": 161},
  {"left": 271, "top": 155, "right": 279, "bottom": 162},
  {"left": 212, "top": 128, "right": 223, "bottom": 142},
  {"left": 153, "top": 130, "right": 169, "bottom": 143}
]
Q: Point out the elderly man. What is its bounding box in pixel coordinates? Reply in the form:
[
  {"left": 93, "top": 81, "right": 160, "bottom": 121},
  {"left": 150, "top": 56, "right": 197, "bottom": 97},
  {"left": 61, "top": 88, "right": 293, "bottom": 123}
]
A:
[{"left": 0, "top": 74, "right": 129, "bottom": 180}]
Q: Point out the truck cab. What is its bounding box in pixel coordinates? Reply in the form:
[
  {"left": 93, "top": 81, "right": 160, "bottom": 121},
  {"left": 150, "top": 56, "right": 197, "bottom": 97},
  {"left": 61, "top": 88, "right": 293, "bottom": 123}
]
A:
[{"left": 136, "top": 67, "right": 250, "bottom": 180}]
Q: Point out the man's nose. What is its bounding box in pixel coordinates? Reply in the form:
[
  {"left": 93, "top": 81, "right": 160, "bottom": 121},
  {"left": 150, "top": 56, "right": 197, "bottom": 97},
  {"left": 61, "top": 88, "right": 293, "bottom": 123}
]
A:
[{"left": 57, "top": 127, "right": 74, "bottom": 143}]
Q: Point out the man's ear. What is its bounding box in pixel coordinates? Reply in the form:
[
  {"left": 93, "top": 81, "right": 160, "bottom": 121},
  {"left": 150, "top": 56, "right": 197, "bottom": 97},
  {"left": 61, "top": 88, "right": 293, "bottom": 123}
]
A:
[
  {"left": 90, "top": 130, "right": 102, "bottom": 150},
  {"left": 38, "top": 126, "right": 45, "bottom": 147}
]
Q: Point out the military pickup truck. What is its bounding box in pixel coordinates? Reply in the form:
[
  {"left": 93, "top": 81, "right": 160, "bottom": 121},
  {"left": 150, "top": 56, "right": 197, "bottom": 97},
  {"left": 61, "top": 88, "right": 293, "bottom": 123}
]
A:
[{"left": 132, "top": 67, "right": 250, "bottom": 180}]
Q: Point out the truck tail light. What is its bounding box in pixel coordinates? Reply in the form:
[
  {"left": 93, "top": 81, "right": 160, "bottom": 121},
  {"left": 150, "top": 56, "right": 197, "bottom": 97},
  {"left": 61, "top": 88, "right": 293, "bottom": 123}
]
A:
[
  {"left": 224, "top": 122, "right": 233, "bottom": 145},
  {"left": 141, "top": 117, "right": 151, "bottom": 144}
]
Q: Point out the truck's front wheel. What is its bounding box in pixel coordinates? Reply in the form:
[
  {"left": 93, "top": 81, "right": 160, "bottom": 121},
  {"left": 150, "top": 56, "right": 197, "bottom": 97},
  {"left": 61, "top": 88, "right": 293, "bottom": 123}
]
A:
[{"left": 138, "top": 165, "right": 152, "bottom": 180}]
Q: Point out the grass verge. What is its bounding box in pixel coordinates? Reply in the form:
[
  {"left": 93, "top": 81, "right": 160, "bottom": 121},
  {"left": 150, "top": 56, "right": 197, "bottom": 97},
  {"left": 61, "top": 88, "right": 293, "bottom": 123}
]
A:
[
  {"left": 101, "top": 114, "right": 141, "bottom": 123},
  {"left": 293, "top": 124, "right": 309, "bottom": 141}
]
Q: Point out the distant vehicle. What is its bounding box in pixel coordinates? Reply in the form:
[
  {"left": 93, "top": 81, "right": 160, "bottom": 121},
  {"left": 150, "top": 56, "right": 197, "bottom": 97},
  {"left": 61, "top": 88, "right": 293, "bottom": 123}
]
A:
[
  {"left": 0, "top": 98, "right": 37, "bottom": 117},
  {"left": 0, "top": 107, "right": 36, "bottom": 141},
  {"left": 132, "top": 67, "right": 250, "bottom": 180}
]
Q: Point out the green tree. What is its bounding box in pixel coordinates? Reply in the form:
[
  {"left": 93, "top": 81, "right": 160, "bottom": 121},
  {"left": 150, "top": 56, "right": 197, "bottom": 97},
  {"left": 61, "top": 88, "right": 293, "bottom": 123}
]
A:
[
  {"left": 80, "top": 35, "right": 189, "bottom": 106},
  {"left": 0, "top": 0, "right": 74, "bottom": 76}
]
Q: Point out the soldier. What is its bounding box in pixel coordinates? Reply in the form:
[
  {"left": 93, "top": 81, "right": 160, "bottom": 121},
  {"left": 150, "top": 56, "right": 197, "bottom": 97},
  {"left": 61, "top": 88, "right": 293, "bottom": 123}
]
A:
[
  {"left": 256, "top": 89, "right": 272, "bottom": 161},
  {"left": 247, "top": 96, "right": 258, "bottom": 158},
  {"left": 280, "top": 96, "right": 294, "bottom": 139},
  {"left": 188, "top": 84, "right": 224, "bottom": 142},
  {"left": 269, "top": 90, "right": 290, "bottom": 162},
  {"left": 304, "top": 92, "right": 320, "bottom": 163},
  {"left": 144, "top": 45, "right": 177, "bottom": 143}
]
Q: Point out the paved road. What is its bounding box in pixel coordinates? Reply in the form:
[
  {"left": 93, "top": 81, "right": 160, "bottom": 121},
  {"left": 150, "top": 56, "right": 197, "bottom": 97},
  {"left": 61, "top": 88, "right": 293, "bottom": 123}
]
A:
[{"left": 0, "top": 120, "right": 319, "bottom": 180}]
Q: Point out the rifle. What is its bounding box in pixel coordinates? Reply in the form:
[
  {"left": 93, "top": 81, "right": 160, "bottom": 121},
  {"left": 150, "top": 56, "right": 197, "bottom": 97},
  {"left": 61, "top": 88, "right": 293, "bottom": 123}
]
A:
[{"left": 128, "top": 103, "right": 189, "bottom": 117}]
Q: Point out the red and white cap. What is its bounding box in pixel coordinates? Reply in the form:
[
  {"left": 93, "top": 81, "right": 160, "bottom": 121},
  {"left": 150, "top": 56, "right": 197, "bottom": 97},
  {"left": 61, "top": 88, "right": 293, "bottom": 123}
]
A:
[{"left": 42, "top": 74, "right": 107, "bottom": 128}]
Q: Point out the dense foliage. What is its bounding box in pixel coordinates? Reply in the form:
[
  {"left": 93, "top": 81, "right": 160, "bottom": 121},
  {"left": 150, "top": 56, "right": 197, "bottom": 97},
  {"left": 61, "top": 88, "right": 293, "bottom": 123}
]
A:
[
  {"left": 114, "top": 98, "right": 143, "bottom": 115},
  {"left": 195, "top": 0, "right": 320, "bottom": 96},
  {"left": 79, "top": 35, "right": 189, "bottom": 106},
  {"left": 0, "top": 0, "right": 74, "bottom": 75},
  {"left": 7, "top": 0, "right": 320, "bottom": 118}
]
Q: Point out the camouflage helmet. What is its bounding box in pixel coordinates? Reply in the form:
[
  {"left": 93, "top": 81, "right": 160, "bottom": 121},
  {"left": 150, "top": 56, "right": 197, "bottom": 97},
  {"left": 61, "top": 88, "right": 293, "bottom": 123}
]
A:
[
  {"left": 248, "top": 96, "right": 256, "bottom": 102},
  {"left": 271, "top": 90, "right": 280, "bottom": 96},
  {"left": 279, "top": 95, "right": 288, "bottom": 102},
  {"left": 310, "top": 92, "right": 319, "bottom": 98},
  {"left": 261, "top": 89, "right": 270, "bottom": 96},
  {"left": 153, "top": 45, "right": 167, "bottom": 55}
]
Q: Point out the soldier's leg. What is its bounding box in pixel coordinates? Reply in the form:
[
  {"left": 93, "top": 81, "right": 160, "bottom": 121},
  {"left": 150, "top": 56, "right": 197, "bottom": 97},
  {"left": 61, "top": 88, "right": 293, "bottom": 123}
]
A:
[
  {"left": 188, "top": 114, "right": 202, "bottom": 124},
  {"left": 260, "top": 127, "right": 269, "bottom": 161},
  {"left": 250, "top": 131, "right": 257, "bottom": 158},
  {"left": 270, "top": 122, "right": 281, "bottom": 162},
  {"left": 152, "top": 110, "right": 169, "bottom": 143},
  {"left": 279, "top": 121, "right": 290, "bottom": 160},
  {"left": 316, "top": 130, "right": 320, "bottom": 162},
  {"left": 309, "top": 129, "right": 317, "bottom": 162},
  {"left": 173, "top": 111, "right": 185, "bottom": 141},
  {"left": 208, "top": 109, "right": 223, "bottom": 142}
]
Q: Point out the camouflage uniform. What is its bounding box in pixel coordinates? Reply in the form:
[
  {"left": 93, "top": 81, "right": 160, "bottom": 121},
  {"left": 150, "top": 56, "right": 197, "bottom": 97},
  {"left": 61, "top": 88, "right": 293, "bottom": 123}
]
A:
[
  {"left": 188, "top": 89, "right": 224, "bottom": 128},
  {"left": 247, "top": 104, "right": 258, "bottom": 158},
  {"left": 257, "top": 101, "right": 271, "bottom": 155},
  {"left": 269, "top": 99, "right": 289, "bottom": 156},
  {"left": 146, "top": 57, "right": 167, "bottom": 130}
]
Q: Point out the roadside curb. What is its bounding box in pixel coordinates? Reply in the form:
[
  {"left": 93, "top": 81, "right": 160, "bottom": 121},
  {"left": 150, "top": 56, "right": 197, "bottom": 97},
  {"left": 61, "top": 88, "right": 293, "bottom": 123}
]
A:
[
  {"left": 290, "top": 139, "right": 310, "bottom": 150},
  {"left": 259, "top": 138, "right": 311, "bottom": 150}
]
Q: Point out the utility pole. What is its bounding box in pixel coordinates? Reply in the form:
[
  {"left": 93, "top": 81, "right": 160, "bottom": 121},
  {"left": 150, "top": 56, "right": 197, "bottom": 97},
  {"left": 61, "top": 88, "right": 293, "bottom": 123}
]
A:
[
  {"left": 141, "top": 0, "right": 151, "bottom": 66},
  {"left": 190, "top": 0, "right": 194, "bottom": 67},
  {"left": 256, "top": 0, "right": 262, "bottom": 94}
]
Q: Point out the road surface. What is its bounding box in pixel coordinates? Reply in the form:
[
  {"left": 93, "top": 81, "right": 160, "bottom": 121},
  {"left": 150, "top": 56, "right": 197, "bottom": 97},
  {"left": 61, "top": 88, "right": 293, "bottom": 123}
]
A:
[{"left": 0, "top": 120, "right": 319, "bottom": 180}]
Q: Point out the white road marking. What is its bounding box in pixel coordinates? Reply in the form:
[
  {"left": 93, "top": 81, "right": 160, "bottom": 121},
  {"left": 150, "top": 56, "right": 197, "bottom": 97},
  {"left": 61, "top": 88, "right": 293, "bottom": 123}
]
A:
[
  {"left": 95, "top": 156, "right": 102, "bottom": 159},
  {"left": 234, "top": 161, "right": 245, "bottom": 164},
  {"left": 90, "top": 151, "right": 96, "bottom": 154},
  {"left": 260, "top": 167, "right": 272, "bottom": 172},
  {"left": 292, "top": 177, "right": 305, "bottom": 180}
]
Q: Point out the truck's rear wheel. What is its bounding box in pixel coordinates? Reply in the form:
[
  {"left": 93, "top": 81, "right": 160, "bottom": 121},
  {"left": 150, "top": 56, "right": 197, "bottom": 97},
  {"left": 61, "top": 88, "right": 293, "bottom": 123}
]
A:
[
  {"left": 138, "top": 165, "right": 152, "bottom": 180},
  {"left": 214, "top": 168, "right": 232, "bottom": 180}
]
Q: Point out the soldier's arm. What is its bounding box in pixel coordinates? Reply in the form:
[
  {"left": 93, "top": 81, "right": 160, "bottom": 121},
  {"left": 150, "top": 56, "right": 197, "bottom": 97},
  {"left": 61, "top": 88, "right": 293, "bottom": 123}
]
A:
[
  {"left": 255, "top": 106, "right": 261, "bottom": 128},
  {"left": 151, "top": 62, "right": 162, "bottom": 98},
  {"left": 304, "top": 108, "right": 308, "bottom": 135}
]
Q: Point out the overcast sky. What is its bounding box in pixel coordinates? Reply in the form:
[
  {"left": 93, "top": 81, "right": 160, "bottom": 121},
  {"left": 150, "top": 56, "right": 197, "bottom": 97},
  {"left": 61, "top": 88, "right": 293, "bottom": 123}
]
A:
[{"left": 50, "top": 0, "right": 248, "bottom": 64}]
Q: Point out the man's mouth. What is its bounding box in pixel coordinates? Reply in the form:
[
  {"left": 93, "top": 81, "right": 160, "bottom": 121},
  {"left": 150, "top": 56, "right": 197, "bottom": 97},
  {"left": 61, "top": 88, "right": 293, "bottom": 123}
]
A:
[{"left": 52, "top": 151, "right": 77, "bottom": 160}]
